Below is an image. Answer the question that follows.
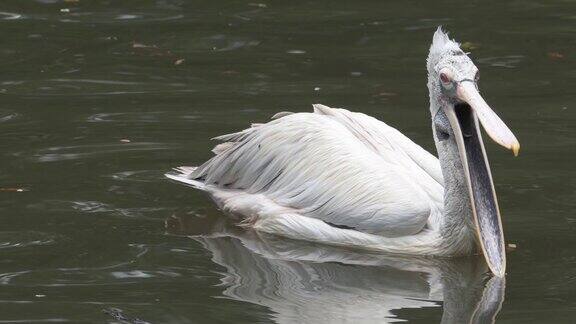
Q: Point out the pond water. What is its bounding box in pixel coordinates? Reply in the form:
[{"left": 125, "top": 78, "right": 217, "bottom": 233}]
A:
[{"left": 0, "top": 0, "right": 574, "bottom": 323}]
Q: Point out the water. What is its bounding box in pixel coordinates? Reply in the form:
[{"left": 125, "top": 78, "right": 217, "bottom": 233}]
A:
[{"left": 0, "top": 0, "right": 574, "bottom": 323}]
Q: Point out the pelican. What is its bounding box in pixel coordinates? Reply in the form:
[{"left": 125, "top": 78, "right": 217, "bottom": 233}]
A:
[{"left": 166, "top": 28, "right": 520, "bottom": 277}]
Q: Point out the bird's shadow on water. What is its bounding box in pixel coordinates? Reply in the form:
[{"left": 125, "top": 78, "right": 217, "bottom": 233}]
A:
[{"left": 164, "top": 212, "right": 505, "bottom": 324}]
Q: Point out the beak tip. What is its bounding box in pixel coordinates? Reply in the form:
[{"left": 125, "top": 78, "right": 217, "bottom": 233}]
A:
[
  {"left": 512, "top": 142, "right": 520, "bottom": 157},
  {"left": 488, "top": 260, "right": 507, "bottom": 278}
]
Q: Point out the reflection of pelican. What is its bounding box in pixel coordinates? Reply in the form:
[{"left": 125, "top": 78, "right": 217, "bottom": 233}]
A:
[
  {"left": 167, "top": 28, "right": 519, "bottom": 277},
  {"left": 166, "top": 214, "right": 505, "bottom": 324}
]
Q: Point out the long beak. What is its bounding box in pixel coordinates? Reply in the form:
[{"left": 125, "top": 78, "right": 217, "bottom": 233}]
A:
[
  {"left": 443, "top": 82, "right": 519, "bottom": 277},
  {"left": 456, "top": 82, "right": 520, "bottom": 156}
]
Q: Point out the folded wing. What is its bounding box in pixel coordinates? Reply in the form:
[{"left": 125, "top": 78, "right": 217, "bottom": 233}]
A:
[{"left": 189, "top": 104, "right": 444, "bottom": 236}]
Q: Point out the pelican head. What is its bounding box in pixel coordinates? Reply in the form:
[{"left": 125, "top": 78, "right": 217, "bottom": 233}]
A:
[{"left": 427, "top": 28, "right": 520, "bottom": 277}]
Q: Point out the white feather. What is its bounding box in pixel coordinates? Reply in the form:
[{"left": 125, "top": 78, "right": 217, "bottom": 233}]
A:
[{"left": 165, "top": 104, "right": 466, "bottom": 255}]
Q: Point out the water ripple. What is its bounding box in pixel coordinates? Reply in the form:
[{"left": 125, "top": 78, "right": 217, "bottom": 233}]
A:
[
  {"left": 110, "top": 270, "right": 180, "bottom": 279},
  {"left": 86, "top": 111, "right": 198, "bottom": 123},
  {"left": 27, "top": 200, "right": 170, "bottom": 219},
  {"left": 22, "top": 89, "right": 197, "bottom": 97},
  {"left": 30, "top": 142, "right": 173, "bottom": 162},
  {"left": 0, "top": 231, "right": 61, "bottom": 250},
  {"left": 57, "top": 11, "right": 184, "bottom": 24},
  {"left": 48, "top": 78, "right": 142, "bottom": 86},
  {"left": 107, "top": 170, "right": 161, "bottom": 183},
  {"left": 0, "top": 319, "right": 70, "bottom": 323},
  {"left": 478, "top": 55, "right": 525, "bottom": 68},
  {"left": 0, "top": 110, "right": 19, "bottom": 123},
  {"left": 103, "top": 308, "right": 151, "bottom": 324},
  {"left": 0, "top": 12, "right": 23, "bottom": 20},
  {"left": 0, "top": 266, "right": 185, "bottom": 287}
]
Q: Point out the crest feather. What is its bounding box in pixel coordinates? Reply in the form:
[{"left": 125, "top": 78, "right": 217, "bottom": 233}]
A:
[
  {"left": 431, "top": 27, "right": 451, "bottom": 52},
  {"left": 427, "top": 27, "right": 460, "bottom": 72}
]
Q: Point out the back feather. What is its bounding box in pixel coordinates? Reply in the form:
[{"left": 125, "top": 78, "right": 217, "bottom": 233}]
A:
[{"left": 186, "top": 104, "right": 443, "bottom": 236}]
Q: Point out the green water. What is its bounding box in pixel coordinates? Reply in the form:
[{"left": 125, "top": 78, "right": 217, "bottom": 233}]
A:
[{"left": 1, "top": 0, "right": 575, "bottom": 323}]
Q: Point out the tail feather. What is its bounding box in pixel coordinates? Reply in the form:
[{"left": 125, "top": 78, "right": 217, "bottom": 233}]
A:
[{"left": 165, "top": 166, "right": 206, "bottom": 190}]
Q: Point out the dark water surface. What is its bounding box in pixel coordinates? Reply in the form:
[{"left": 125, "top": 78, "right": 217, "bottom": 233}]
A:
[{"left": 1, "top": 0, "right": 575, "bottom": 323}]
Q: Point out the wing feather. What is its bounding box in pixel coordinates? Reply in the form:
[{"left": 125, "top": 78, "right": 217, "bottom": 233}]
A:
[{"left": 190, "top": 105, "right": 444, "bottom": 236}]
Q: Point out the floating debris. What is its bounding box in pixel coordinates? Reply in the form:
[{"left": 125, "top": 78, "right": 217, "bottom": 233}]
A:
[
  {"left": 287, "top": 49, "right": 306, "bottom": 54},
  {"left": 103, "top": 308, "right": 151, "bottom": 324},
  {"left": 0, "top": 188, "right": 27, "bottom": 192},
  {"left": 548, "top": 52, "right": 564, "bottom": 60},
  {"left": 132, "top": 42, "right": 158, "bottom": 50},
  {"left": 506, "top": 243, "right": 517, "bottom": 252},
  {"left": 248, "top": 3, "right": 268, "bottom": 8},
  {"left": 120, "top": 139, "right": 131, "bottom": 143},
  {"left": 460, "top": 41, "right": 480, "bottom": 51},
  {"left": 132, "top": 41, "right": 184, "bottom": 64},
  {"left": 374, "top": 92, "right": 397, "bottom": 98}
]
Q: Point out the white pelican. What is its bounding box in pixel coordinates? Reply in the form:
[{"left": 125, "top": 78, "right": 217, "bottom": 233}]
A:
[{"left": 167, "top": 28, "right": 520, "bottom": 277}]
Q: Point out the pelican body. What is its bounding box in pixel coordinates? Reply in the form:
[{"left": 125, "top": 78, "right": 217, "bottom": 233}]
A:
[{"left": 167, "top": 28, "right": 520, "bottom": 277}]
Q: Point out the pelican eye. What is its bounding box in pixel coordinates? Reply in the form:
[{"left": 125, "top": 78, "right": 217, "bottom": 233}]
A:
[
  {"left": 439, "top": 71, "right": 455, "bottom": 92},
  {"left": 440, "top": 73, "right": 450, "bottom": 84}
]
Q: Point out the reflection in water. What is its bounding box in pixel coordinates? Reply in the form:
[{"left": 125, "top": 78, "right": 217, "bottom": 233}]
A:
[{"left": 166, "top": 214, "right": 505, "bottom": 323}]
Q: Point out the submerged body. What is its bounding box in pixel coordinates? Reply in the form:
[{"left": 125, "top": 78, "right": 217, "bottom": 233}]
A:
[{"left": 167, "top": 28, "right": 519, "bottom": 277}]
